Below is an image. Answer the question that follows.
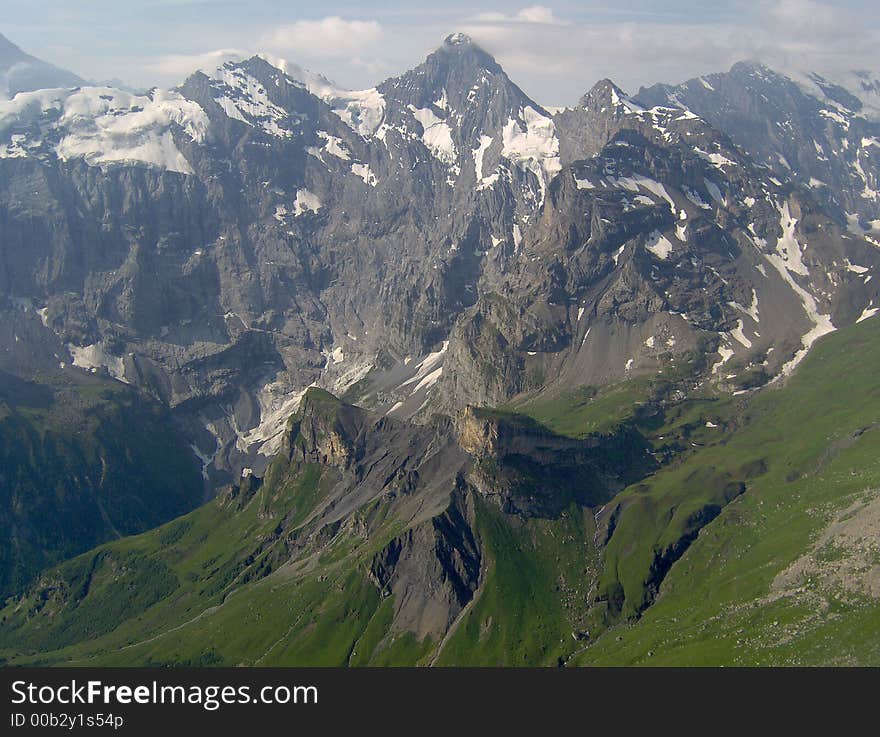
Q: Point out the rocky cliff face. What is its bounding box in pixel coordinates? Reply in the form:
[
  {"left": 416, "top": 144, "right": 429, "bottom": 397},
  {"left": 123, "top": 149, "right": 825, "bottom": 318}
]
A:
[
  {"left": 637, "top": 62, "right": 880, "bottom": 232},
  {"left": 246, "top": 389, "right": 651, "bottom": 642},
  {"left": 458, "top": 406, "right": 655, "bottom": 518},
  {"left": 438, "top": 94, "right": 879, "bottom": 410},
  {"left": 369, "top": 486, "right": 481, "bottom": 641},
  {"left": 2, "top": 33, "right": 880, "bottom": 666},
  {"left": 1, "top": 33, "right": 878, "bottom": 510}
]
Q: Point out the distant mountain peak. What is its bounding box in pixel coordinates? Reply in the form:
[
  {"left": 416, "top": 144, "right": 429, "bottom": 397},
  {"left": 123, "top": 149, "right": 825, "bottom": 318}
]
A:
[
  {"left": 378, "top": 32, "right": 510, "bottom": 108},
  {"left": 585, "top": 78, "right": 626, "bottom": 97},
  {"left": 0, "top": 31, "right": 35, "bottom": 68},
  {"left": 578, "top": 78, "right": 641, "bottom": 113},
  {"left": 444, "top": 32, "right": 474, "bottom": 47},
  {"left": 728, "top": 60, "right": 785, "bottom": 81},
  {"left": 428, "top": 32, "right": 500, "bottom": 73},
  {"left": 0, "top": 31, "right": 22, "bottom": 53},
  {"left": 0, "top": 31, "right": 84, "bottom": 98}
]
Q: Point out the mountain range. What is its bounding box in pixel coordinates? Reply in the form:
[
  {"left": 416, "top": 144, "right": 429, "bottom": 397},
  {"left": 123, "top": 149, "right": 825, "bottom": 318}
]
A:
[{"left": 1, "top": 32, "right": 879, "bottom": 666}]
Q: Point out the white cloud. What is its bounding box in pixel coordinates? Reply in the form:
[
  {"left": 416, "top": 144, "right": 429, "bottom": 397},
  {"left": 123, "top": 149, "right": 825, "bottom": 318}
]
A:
[
  {"left": 260, "top": 16, "right": 383, "bottom": 59},
  {"left": 142, "top": 16, "right": 389, "bottom": 88},
  {"left": 150, "top": 48, "right": 248, "bottom": 77},
  {"left": 35, "top": 2, "right": 879, "bottom": 110},
  {"left": 770, "top": 0, "right": 855, "bottom": 38},
  {"left": 462, "top": 20, "right": 748, "bottom": 99},
  {"left": 468, "top": 5, "right": 566, "bottom": 26},
  {"left": 453, "top": 0, "right": 880, "bottom": 104}
]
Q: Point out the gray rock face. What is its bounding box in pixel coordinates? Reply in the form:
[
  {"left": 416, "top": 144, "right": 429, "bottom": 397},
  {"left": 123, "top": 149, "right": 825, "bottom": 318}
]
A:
[
  {"left": 438, "top": 94, "right": 880, "bottom": 411},
  {"left": 1, "top": 33, "right": 879, "bottom": 497},
  {"left": 260, "top": 388, "right": 647, "bottom": 641},
  {"left": 636, "top": 62, "right": 880, "bottom": 231},
  {"left": 369, "top": 487, "right": 481, "bottom": 641}
]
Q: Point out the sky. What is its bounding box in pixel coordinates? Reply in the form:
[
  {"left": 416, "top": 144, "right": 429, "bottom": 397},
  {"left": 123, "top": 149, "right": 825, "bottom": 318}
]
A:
[{"left": 2, "top": 0, "right": 878, "bottom": 105}]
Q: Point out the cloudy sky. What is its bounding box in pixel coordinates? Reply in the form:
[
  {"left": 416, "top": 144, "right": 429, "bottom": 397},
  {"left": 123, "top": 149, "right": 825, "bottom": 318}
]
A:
[{"left": 2, "top": 0, "right": 877, "bottom": 104}]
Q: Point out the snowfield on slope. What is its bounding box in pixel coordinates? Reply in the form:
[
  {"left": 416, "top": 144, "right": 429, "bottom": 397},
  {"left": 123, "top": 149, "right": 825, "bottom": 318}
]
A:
[{"left": 0, "top": 86, "right": 209, "bottom": 172}]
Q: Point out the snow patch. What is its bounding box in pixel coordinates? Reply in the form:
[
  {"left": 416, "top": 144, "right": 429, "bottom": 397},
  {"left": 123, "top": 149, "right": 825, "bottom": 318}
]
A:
[
  {"left": 317, "top": 131, "right": 350, "bottom": 160},
  {"left": 703, "top": 178, "right": 724, "bottom": 204},
  {"left": 683, "top": 186, "right": 711, "bottom": 210},
  {"left": 501, "top": 106, "right": 561, "bottom": 202},
  {"left": 242, "top": 381, "right": 310, "bottom": 457},
  {"left": 645, "top": 230, "right": 674, "bottom": 259},
  {"left": 513, "top": 223, "right": 523, "bottom": 250},
  {"left": 763, "top": 210, "right": 835, "bottom": 377},
  {"left": 329, "top": 88, "right": 386, "bottom": 137},
  {"left": 774, "top": 201, "right": 809, "bottom": 276},
  {"left": 1, "top": 86, "right": 208, "bottom": 173},
  {"left": 69, "top": 342, "right": 128, "bottom": 383},
  {"left": 712, "top": 344, "right": 735, "bottom": 374},
  {"left": 293, "top": 189, "right": 321, "bottom": 216},
  {"left": 211, "top": 64, "right": 296, "bottom": 138},
  {"left": 819, "top": 108, "right": 848, "bottom": 127},
  {"left": 397, "top": 341, "right": 448, "bottom": 396},
  {"left": 270, "top": 60, "right": 386, "bottom": 138},
  {"left": 473, "top": 134, "right": 493, "bottom": 183},
  {"left": 409, "top": 105, "right": 457, "bottom": 167},
  {"left": 694, "top": 147, "right": 735, "bottom": 169},
  {"left": 610, "top": 175, "right": 676, "bottom": 214},
  {"left": 676, "top": 222, "right": 688, "bottom": 241},
  {"left": 351, "top": 162, "right": 377, "bottom": 186},
  {"left": 729, "top": 290, "right": 760, "bottom": 323},
  {"left": 730, "top": 319, "right": 753, "bottom": 348},
  {"left": 323, "top": 346, "right": 345, "bottom": 365},
  {"left": 857, "top": 307, "right": 879, "bottom": 323},
  {"left": 845, "top": 259, "right": 869, "bottom": 274}
]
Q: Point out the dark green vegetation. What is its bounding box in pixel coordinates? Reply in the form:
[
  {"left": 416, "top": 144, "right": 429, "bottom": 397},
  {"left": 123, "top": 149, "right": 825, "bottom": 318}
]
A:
[
  {"left": 0, "top": 368, "right": 204, "bottom": 599},
  {"left": 2, "top": 319, "right": 879, "bottom": 666}
]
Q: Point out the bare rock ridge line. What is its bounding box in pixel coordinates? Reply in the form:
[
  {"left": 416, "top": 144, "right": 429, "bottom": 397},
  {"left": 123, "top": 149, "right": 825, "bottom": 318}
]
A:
[{"left": 0, "top": 30, "right": 879, "bottom": 609}]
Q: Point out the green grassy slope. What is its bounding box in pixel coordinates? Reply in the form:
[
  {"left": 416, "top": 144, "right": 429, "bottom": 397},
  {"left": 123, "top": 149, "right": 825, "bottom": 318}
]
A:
[
  {"left": 435, "top": 500, "right": 598, "bottom": 666},
  {"left": 0, "top": 444, "right": 432, "bottom": 666},
  {"left": 2, "top": 318, "right": 878, "bottom": 666},
  {"left": 574, "top": 315, "right": 880, "bottom": 665},
  {"left": 0, "top": 399, "right": 621, "bottom": 667}
]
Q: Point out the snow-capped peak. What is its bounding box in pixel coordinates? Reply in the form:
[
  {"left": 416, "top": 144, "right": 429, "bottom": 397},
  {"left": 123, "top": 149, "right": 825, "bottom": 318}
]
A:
[
  {"left": 444, "top": 32, "right": 474, "bottom": 47},
  {"left": 579, "top": 78, "right": 643, "bottom": 115},
  {"left": 256, "top": 55, "right": 386, "bottom": 138},
  {"left": 207, "top": 59, "right": 299, "bottom": 138}
]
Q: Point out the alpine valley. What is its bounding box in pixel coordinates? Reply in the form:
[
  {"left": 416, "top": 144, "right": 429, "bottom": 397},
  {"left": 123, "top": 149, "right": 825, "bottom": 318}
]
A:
[{"left": 1, "top": 31, "right": 879, "bottom": 666}]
